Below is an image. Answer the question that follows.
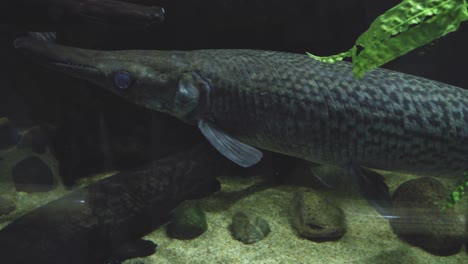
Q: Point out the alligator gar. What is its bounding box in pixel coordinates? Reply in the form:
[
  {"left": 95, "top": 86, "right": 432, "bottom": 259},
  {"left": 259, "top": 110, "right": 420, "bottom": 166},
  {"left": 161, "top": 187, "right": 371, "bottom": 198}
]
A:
[
  {"left": 13, "top": 35, "right": 468, "bottom": 212},
  {"left": 0, "top": 143, "right": 224, "bottom": 264}
]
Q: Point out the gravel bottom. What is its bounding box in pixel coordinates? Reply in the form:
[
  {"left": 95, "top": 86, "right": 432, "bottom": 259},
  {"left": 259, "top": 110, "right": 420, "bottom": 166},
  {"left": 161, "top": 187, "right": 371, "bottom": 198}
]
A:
[{"left": 133, "top": 173, "right": 467, "bottom": 264}]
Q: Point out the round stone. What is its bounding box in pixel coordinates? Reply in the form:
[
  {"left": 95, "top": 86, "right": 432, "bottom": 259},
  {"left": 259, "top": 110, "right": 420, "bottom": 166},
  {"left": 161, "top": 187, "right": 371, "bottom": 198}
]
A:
[
  {"left": 11, "top": 156, "right": 55, "bottom": 193},
  {"left": 390, "top": 177, "right": 464, "bottom": 256},
  {"left": 166, "top": 203, "right": 207, "bottom": 240},
  {"left": 290, "top": 188, "right": 346, "bottom": 240},
  {"left": 230, "top": 210, "right": 270, "bottom": 244}
]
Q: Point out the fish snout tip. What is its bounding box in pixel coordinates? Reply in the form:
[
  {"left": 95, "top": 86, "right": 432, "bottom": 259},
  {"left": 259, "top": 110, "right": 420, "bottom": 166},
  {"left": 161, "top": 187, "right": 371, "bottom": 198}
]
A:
[
  {"left": 13, "top": 33, "right": 56, "bottom": 53},
  {"left": 13, "top": 37, "right": 28, "bottom": 50},
  {"left": 153, "top": 6, "right": 165, "bottom": 16},
  {"left": 146, "top": 7, "right": 166, "bottom": 25}
]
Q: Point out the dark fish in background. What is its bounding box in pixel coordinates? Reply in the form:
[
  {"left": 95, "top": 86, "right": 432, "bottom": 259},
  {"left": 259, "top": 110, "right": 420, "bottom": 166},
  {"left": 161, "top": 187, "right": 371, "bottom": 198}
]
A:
[
  {"left": 0, "top": 0, "right": 165, "bottom": 28},
  {"left": 0, "top": 143, "right": 225, "bottom": 264},
  {"left": 12, "top": 35, "right": 468, "bottom": 216}
]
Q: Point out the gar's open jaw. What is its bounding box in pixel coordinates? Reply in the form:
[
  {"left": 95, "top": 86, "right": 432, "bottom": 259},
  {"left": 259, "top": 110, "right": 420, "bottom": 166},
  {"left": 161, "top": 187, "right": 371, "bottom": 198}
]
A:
[
  {"left": 29, "top": 53, "right": 100, "bottom": 76},
  {"left": 50, "top": 60, "right": 99, "bottom": 72}
]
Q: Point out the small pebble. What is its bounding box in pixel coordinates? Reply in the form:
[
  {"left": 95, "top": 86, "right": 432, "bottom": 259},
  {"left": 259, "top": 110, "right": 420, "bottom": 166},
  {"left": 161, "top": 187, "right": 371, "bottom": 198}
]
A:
[
  {"left": 390, "top": 177, "right": 464, "bottom": 256},
  {"left": 291, "top": 188, "right": 346, "bottom": 241},
  {"left": 230, "top": 210, "right": 270, "bottom": 244},
  {"left": 166, "top": 203, "right": 207, "bottom": 239},
  {"left": 11, "top": 156, "right": 55, "bottom": 193},
  {"left": 0, "top": 117, "right": 20, "bottom": 149}
]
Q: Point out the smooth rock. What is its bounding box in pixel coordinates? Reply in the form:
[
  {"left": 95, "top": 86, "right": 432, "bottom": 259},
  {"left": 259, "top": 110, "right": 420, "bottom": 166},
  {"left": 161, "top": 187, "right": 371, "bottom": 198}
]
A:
[
  {"left": 18, "top": 126, "right": 50, "bottom": 154},
  {"left": 0, "top": 196, "right": 16, "bottom": 216},
  {"left": 291, "top": 188, "right": 346, "bottom": 241},
  {"left": 390, "top": 177, "right": 464, "bottom": 256},
  {"left": 166, "top": 203, "right": 207, "bottom": 240},
  {"left": 0, "top": 117, "right": 19, "bottom": 149},
  {"left": 11, "top": 156, "right": 55, "bottom": 193},
  {"left": 230, "top": 211, "right": 270, "bottom": 244}
]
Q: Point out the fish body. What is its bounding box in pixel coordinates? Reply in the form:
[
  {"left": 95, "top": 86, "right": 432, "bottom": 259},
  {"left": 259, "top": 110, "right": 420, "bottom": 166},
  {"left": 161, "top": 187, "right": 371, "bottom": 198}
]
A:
[
  {"left": 0, "top": 144, "right": 224, "bottom": 264},
  {"left": 1, "top": 0, "right": 165, "bottom": 27},
  {"left": 13, "top": 36, "right": 468, "bottom": 178},
  {"left": 188, "top": 49, "right": 468, "bottom": 177}
]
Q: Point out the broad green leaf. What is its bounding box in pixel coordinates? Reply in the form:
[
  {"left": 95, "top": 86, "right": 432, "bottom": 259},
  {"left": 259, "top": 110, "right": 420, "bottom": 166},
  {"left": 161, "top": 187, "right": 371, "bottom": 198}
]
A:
[
  {"left": 353, "top": 0, "right": 468, "bottom": 78},
  {"left": 308, "top": 0, "right": 468, "bottom": 79}
]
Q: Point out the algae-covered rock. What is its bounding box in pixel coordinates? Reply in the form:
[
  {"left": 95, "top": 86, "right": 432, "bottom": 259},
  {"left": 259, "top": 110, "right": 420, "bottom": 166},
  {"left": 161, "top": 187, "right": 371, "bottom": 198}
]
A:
[
  {"left": 0, "top": 196, "right": 16, "bottom": 216},
  {"left": 390, "top": 177, "right": 464, "bottom": 256},
  {"left": 290, "top": 188, "right": 346, "bottom": 240},
  {"left": 0, "top": 117, "right": 19, "bottom": 150},
  {"left": 230, "top": 210, "right": 270, "bottom": 244},
  {"left": 11, "top": 156, "right": 55, "bottom": 193},
  {"left": 166, "top": 203, "right": 207, "bottom": 240}
]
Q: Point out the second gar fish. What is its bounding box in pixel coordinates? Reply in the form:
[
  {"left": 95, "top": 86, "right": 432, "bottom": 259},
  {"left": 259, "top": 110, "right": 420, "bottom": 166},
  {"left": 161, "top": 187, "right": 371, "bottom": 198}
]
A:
[{"left": 13, "top": 34, "right": 468, "bottom": 215}]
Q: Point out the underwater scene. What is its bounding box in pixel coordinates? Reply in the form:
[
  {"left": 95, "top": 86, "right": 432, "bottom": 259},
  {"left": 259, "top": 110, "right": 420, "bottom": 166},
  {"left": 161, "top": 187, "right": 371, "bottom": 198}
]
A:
[{"left": 0, "top": 0, "right": 467, "bottom": 263}]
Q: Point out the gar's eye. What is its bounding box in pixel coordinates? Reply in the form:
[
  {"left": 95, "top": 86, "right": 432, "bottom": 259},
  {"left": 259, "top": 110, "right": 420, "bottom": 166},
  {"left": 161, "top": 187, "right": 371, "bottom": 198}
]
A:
[{"left": 113, "top": 71, "right": 132, "bottom": 90}]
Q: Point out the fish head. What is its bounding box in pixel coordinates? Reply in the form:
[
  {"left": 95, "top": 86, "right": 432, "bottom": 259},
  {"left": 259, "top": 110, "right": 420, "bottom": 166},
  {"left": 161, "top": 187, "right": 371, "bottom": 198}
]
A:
[{"left": 14, "top": 36, "right": 192, "bottom": 115}]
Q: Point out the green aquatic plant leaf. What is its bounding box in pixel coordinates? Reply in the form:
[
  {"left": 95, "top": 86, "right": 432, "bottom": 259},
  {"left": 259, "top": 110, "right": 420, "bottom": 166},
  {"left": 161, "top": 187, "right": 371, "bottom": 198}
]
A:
[
  {"left": 308, "top": 0, "right": 468, "bottom": 79},
  {"left": 305, "top": 49, "right": 353, "bottom": 64},
  {"left": 442, "top": 171, "right": 468, "bottom": 209}
]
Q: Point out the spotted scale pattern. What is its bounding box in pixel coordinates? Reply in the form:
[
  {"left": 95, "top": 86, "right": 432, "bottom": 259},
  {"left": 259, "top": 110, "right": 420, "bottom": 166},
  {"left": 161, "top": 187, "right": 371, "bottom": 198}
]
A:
[{"left": 190, "top": 49, "right": 468, "bottom": 177}]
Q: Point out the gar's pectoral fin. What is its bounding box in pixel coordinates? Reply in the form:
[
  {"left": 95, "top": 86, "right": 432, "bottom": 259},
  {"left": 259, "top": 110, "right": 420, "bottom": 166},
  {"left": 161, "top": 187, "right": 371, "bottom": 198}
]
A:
[
  {"left": 348, "top": 163, "right": 392, "bottom": 217},
  {"left": 198, "top": 120, "right": 263, "bottom": 167}
]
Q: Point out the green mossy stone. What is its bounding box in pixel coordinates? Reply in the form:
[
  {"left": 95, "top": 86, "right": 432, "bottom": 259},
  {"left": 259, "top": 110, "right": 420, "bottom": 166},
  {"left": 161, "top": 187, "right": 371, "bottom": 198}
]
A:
[
  {"left": 291, "top": 188, "right": 346, "bottom": 241},
  {"left": 230, "top": 211, "right": 270, "bottom": 244},
  {"left": 166, "top": 203, "right": 207, "bottom": 240},
  {"left": 11, "top": 156, "right": 55, "bottom": 193},
  {"left": 390, "top": 177, "right": 464, "bottom": 256}
]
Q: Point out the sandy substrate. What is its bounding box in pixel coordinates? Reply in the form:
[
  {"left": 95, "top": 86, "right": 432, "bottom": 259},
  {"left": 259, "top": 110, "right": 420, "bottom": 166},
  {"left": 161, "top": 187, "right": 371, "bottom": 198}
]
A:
[
  {"left": 1, "top": 145, "right": 467, "bottom": 263},
  {"left": 131, "top": 173, "right": 467, "bottom": 264}
]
